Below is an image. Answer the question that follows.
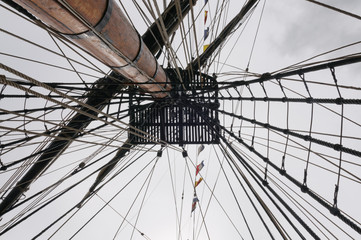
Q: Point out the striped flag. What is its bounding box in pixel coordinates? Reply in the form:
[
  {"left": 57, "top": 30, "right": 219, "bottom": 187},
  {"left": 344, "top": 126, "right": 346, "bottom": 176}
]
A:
[
  {"left": 195, "top": 177, "right": 203, "bottom": 187},
  {"left": 196, "top": 161, "right": 205, "bottom": 176},
  {"left": 191, "top": 196, "right": 199, "bottom": 212},
  {"left": 204, "top": 27, "right": 209, "bottom": 40}
]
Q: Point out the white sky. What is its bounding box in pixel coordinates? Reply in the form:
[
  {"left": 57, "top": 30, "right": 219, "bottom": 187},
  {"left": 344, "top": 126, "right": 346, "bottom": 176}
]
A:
[{"left": 0, "top": 0, "right": 361, "bottom": 239}]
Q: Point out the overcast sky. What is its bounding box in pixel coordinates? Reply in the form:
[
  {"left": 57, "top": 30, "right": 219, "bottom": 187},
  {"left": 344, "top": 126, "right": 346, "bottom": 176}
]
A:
[{"left": 0, "top": 0, "right": 361, "bottom": 239}]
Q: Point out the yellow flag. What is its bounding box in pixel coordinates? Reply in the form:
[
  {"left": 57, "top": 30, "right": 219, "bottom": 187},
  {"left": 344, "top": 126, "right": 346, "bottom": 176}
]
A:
[
  {"left": 203, "top": 44, "right": 209, "bottom": 52},
  {"left": 195, "top": 177, "right": 203, "bottom": 187}
]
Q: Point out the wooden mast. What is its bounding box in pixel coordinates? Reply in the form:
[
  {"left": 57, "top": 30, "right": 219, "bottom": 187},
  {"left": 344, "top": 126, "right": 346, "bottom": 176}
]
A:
[
  {"left": 0, "top": 0, "right": 197, "bottom": 216},
  {"left": 12, "top": 0, "right": 170, "bottom": 97}
]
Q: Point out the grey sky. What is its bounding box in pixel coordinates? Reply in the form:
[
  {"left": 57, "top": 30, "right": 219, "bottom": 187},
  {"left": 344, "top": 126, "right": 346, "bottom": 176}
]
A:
[{"left": 0, "top": 0, "right": 361, "bottom": 239}]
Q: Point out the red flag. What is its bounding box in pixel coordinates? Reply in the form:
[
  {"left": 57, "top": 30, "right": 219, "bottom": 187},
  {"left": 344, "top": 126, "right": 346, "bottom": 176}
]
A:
[
  {"left": 196, "top": 161, "right": 205, "bottom": 176},
  {"left": 191, "top": 196, "right": 199, "bottom": 212},
  {"left": 204, "top": 11, "right": 208, "bottom": 24}
]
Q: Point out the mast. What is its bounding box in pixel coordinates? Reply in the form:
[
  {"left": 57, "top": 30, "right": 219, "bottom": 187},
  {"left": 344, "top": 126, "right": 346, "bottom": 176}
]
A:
[
  {"left": 143, "top": 0, "right": 198, "bottom": 55},
  {"left": 10, "top": 0, "right": 170, "bottom": 98},
  {"left": 0, "top": 0, "right": 195, "bottom": 216}
]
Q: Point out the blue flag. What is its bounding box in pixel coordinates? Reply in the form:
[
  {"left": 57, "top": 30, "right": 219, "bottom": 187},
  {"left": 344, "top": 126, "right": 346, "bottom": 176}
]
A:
[
  {"left": 204, "top": 27, "right": 209, "bottom": 40},
  {"left": 191, "top": 196, "right": 199, "bottom": 212}
]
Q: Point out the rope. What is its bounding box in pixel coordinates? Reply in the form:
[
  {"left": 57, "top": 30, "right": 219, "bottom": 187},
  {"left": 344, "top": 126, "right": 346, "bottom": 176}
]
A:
[
  {"left": 222, "top": 124, "right": 361, "bottom": 234},
  {"left": 0, "top": 28, "right": 105, "bottom": 75},
  {"left": 193, "top": 98, "right": 361, "bottom": 236},
  {"left": 165, "top": 147, "right": 182, "bottom": 238},
  {"left": 299, "top": 73, "right": 314, "bottom": 190},
  {"left": 330, "top": 67, "right": 344, "bottom": 212},
  {"left": 0, "top": 66, "right": 174, "bottom": 148},
  {"left": 189, "top": 100, "right": 316, "bottom": 239},
  {"left": 0, "top": 147, "right": 119, "bottom": 235},
  {"left": 179, "top": 141, "right": 246, "bottom": 239},
  {"left": 215, "top": 107, "right": 361, "bottom": 158},
  {"left": 110, "top": 156, "right": 159, "bottom": 240},
  {"left": 306, "top": 0, "right": 361, "bottom": 20},
  {"left": 213, "top": 145, "right": 254, "bottom": 239},
  {"left": 246, "top": 0, "right": 267, "bottom": 71},
  {"left": 237, "top": 132, "right": 361, "bottom": 184}
]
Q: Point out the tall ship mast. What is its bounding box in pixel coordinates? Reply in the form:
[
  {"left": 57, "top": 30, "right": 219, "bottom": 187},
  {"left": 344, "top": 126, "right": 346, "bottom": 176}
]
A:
[{"left": 0, "top": 0, "right": 361, "bottom": 239}]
